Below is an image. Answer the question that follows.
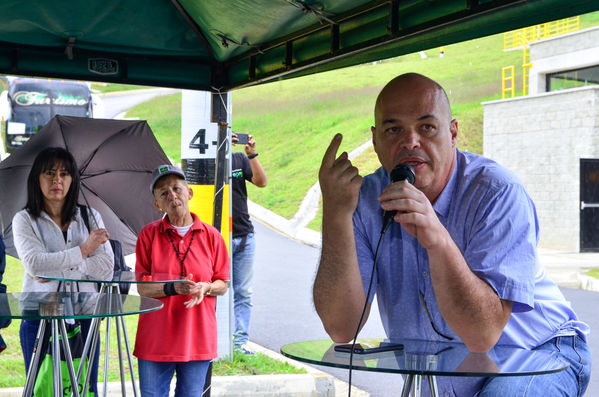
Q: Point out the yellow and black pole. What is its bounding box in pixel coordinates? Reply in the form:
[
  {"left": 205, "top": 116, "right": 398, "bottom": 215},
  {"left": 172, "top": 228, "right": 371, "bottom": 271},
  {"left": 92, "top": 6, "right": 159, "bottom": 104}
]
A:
[{"left": 180, "top": 90, "right": 232, "bottom": 396}]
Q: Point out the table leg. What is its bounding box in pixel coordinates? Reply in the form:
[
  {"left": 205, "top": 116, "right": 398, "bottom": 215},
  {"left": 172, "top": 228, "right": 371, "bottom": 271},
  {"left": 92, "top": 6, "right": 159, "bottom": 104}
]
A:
[
  {"left": 401, "top": 375, "right": 413, "bottom": 397},
  {"left": 427, "top": 375, "right": 439, "bottom": 397},
  {"left": 51, "top": 319, "right": 62, "bottom": 396},
  {"left": 82, "top": 317, "right": 102, "bottom": 397},
  {"left": 58, "top": 320, "right": 80, "bottom": 397},
  {"left": 399, "top": 374, "right": 439, "bottom": 397},
  {"left": 116, "top": 313, "right": 127, "bottom": 396},
  {"left": 115, "top": 291, "right": 140, "bottom": 397},
  {"left": 78, "top": 282, "right": 107, "bottom": 395},
  {"left": 103, "top": 292, "right": 113, "bottom": 397},
  {"left": 413, "top": 374, "right": 422, "bottom": 397},
  {"left": 90, "top": 284, "right": 140, "bottom": 397},
  {"left": 22, "top": 320, "right": 47, "bottom": 397}
]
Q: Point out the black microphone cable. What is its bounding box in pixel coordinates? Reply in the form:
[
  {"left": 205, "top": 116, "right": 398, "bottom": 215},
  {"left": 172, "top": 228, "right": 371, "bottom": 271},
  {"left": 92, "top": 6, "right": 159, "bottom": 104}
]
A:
[
  {"left": 346, "top": 223, "right": 387, "bottom": 397},
  {"left": 345, "top": 164, "right": 415, "bottom": 396}
]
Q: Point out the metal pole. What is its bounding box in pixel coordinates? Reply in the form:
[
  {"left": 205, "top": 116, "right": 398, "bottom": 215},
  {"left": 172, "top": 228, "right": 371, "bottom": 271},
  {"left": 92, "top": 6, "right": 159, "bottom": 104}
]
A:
[
  {"left": 427, "top": 375, "right": 439, "bottom": 397},
  {"left": 22, "top": 320, "right": 47, "bottom": 397},
  {"left": 58, "top": 320, "right": 80, "bottom": 397},
  {"left": 113, "top": 285, "right": 139, "bottom": 397},
  {"left": 116, "top": 306, "right": 127, "bottom": 397},
  {"left": 82, "top": 315, "right": 101, "bottom": 397},
  {"left": 78, "top": 286, "right": 104, "bottom": 392},
  {"left": 103, "top": 291, "right": 113, "bottom": 397},
  {"left": 51, "top": 319, "right": 62, "bottom": 396},
  {"left": 211, "top": 94, "right": 228, "bottom": 233},
  {"left": 413, "top": 374, "right": 422, "bottom": 397},
  {"left": 401, "top": 374, "right": 413, "bottom": 397},
  {"left": 118, "top": 293, "right": 139, "bottom": 397}
]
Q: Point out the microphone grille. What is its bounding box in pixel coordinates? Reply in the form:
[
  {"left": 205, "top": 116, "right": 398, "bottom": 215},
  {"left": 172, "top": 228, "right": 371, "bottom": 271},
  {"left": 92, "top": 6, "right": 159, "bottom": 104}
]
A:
[{"left": 390, "top": 164, "right": 415, "bottom": 184}]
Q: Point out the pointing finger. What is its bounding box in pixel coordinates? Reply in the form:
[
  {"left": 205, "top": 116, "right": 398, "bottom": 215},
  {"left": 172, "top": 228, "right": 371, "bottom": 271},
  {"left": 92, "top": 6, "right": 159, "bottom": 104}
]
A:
[{"left": 321, "top": 134, "right": 343, "bottom": 169}]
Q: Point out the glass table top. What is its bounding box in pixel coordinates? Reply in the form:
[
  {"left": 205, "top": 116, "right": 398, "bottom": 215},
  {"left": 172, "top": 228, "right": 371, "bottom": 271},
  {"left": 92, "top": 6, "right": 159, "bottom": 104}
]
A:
[
  {"left": 280, "top": 338, "right": 569, "bottom": 377},
  {"left": 36, "top": 271, "right": 185, "bottom": 284},
  {"left": 0, "top": 292, "right": 163, "bottom": 320}
]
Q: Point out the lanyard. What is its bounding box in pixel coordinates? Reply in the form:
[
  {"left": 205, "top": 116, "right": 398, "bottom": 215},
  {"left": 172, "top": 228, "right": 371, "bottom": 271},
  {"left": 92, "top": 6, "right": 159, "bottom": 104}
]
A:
[{"left": 166, "top": 229, "right": 195, "bottom": 277}]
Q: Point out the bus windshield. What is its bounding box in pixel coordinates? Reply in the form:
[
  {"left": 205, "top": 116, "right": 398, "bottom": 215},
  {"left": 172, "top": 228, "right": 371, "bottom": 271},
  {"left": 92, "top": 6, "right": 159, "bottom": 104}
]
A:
[{"left": 9, "top": 79, "right": 91, "bottom": 133}]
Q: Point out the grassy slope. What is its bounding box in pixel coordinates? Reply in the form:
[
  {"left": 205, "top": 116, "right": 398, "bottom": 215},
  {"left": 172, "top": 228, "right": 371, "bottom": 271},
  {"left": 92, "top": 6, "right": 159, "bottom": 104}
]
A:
[
  {"left": 127, "top": 13, "right": 599, "bottom": 230},
  {"left": 233, "top": 31, "right": 520, "bottom": 229},
  {"left": 128, "top": 94, "right": 182, "bottom": 164}
]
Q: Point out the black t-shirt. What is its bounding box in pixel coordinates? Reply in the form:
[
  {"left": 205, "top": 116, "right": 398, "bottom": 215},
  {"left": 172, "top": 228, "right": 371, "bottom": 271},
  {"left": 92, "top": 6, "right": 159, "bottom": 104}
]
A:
[
  {"left": 0, "top": 234, "right": 5, "bottom": 284},
  {"left": 232, "top": 152, "right": 254, "bottom": 237}
]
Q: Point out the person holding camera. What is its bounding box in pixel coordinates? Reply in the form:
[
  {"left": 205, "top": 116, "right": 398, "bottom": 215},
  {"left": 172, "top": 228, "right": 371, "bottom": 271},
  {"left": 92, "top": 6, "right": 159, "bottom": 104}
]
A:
[{"left": 231, "top": 132, "right": 267, "bottom": 355}]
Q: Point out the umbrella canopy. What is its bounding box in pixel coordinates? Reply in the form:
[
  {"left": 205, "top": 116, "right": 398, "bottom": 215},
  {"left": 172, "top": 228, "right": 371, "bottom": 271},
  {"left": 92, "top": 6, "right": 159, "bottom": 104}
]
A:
[{"left": 0, "top": 115, "right": 171, "bottom": 257}]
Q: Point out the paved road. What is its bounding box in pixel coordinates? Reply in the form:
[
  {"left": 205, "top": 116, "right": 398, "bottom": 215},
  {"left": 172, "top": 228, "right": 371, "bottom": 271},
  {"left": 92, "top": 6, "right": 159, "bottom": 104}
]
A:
[
  {"left": 101, "top": 88, "right": 178, "bottom": 119},
  {"left": 250, "top": 221, "right": 598, "bottom": 396}
]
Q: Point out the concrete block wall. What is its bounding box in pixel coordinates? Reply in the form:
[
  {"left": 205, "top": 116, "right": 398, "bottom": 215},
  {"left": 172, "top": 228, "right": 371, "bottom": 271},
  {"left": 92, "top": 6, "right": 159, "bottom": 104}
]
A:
[
  {"left": 482, "top": 86, "right": 599, "bottom": 251},
  {"left": 530, "top": 26, "right": 599, "bottom": 60}
]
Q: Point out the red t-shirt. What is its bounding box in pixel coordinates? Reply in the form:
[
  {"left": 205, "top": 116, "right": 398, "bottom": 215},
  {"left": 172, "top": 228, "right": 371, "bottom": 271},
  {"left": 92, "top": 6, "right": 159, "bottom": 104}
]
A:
[{"left": 133, "top": 213, "right": 230, "bottom": 362}]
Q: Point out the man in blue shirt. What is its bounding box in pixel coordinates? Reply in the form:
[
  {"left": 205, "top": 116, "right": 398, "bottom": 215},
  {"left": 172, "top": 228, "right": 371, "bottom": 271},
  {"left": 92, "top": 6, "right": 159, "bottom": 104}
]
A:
[{"left": 313, "top": 73, "right": 591, "bottom": 396}]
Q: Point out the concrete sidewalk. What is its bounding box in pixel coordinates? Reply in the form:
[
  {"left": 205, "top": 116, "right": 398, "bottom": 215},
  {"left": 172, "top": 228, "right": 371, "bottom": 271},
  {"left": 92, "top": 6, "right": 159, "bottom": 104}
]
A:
[{"left": 539, "top": 248, "right": 599, "bottom": 291}]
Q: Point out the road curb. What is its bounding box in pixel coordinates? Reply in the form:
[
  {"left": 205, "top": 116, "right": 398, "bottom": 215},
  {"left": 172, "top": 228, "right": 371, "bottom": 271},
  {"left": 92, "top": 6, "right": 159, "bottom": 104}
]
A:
[
  {"left": 0, "top": 373, "right": 343, "bottom": 397},
  {"left": 0, "top": 374, "right": 338, "bottom": 397},
  {"left": 0, "top": 376, "right": 337, "bottom": 397},
  {"left": 578, "top": 274, "right": 599, "bottom": 292},
  {"left": 0, "top": 342, "right": 366, "bottom": 397}
]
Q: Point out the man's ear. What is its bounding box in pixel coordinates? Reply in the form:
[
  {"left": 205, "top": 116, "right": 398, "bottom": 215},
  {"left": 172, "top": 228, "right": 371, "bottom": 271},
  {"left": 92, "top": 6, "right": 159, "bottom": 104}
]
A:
[
  {"left": 188, "top": 187, "right": 193, "bottom": 199},
  {"left": 371, "top": 126, "right": 377, "bottom": 147},
  {"left": 450, "top": 119, "right": 458, "bottom": 147},
  {"left": 153, "top": 201, "right": 161, "bottom": 212}
]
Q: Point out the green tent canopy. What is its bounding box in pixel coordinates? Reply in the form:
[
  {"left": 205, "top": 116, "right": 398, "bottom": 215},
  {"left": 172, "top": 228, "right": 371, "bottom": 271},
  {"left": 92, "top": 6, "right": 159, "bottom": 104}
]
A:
[{"left": 1, "top": 0, "right": 598, "bottom": 91}]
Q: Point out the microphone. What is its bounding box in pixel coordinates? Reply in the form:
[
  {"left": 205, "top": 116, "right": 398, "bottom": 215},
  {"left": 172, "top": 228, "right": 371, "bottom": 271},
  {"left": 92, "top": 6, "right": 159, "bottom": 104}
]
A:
[{"left": 381, "top": 164, "right": 416, "bottom": 233}]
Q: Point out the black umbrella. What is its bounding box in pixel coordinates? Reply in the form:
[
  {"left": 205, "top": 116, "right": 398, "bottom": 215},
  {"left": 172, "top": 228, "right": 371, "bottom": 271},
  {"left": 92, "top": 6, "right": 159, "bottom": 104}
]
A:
[{"left": 0, "top": 115, "right": 171, "bottom": 257}]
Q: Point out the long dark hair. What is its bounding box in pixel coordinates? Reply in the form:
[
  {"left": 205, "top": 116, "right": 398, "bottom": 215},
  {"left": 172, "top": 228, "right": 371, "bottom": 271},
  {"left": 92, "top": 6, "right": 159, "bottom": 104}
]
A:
[{"left": 25, "top": 147, "right": 80, "bottom": 225}]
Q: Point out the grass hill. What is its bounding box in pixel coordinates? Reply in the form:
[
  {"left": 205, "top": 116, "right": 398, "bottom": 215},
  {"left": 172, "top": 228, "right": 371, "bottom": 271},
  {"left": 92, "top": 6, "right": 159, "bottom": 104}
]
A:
[{"left": 126, "top": 11, "right": 599, "bottom": 231}]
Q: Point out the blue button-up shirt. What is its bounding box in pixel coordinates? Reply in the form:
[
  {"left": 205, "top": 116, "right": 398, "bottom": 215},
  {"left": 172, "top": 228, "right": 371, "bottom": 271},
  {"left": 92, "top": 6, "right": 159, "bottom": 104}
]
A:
[
  {"left": 354, "top": 150, "right": 589, "bottom": 395},
  {"left": 354, "top": 149, "right": 588, "bottom": 347}
]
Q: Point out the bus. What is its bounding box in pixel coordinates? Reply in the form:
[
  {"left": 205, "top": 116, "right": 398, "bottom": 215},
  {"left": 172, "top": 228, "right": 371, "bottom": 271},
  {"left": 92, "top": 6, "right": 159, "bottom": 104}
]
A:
[{"left": 0, "top": 77, "right": 102, "bottom": 153}]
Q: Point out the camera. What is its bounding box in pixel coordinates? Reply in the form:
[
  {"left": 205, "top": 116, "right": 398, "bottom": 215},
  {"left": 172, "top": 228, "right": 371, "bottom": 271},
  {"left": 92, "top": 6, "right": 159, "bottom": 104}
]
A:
[{"left": 234, "top": 132, "right": 249, "bottom": 145}]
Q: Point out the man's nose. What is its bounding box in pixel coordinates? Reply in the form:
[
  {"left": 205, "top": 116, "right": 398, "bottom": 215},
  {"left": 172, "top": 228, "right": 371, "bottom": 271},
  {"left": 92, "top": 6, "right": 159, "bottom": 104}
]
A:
[{"left": 400, "top": 128, "right": 420, "bottom": 150}]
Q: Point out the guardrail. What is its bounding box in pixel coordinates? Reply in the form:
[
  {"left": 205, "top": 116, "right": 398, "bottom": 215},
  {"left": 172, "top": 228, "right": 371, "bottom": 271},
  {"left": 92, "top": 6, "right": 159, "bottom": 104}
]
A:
[{"left": 503, "top": 16, "right": 580, "bottom": 50}]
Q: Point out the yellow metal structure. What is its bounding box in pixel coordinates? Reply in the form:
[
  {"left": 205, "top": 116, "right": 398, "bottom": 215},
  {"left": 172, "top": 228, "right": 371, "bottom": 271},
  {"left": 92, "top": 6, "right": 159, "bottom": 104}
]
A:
[
  {"left": 503, "top": 16, "right": 580, "bottom": 50},
  {"left": 502, "top": 16, "right": 578, "bottom": 97},
  {"left": 502, "top": 66, "right": 515, "bottom": 99},
  {"left": 522, "top": 46, "right": 532, "bottom": 96}
]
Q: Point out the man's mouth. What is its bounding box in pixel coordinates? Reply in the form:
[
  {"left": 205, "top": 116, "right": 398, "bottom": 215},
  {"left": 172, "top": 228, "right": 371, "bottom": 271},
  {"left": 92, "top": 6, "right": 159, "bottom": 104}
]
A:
[{"left": 398, "top": 157, "right": 426, "bottom": 168}]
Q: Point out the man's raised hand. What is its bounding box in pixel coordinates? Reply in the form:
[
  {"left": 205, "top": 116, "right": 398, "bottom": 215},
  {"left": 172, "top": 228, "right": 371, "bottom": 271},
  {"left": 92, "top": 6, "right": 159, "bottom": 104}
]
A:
[{"left": 318, "top": 134, "right": 363, "bottom": 218}]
